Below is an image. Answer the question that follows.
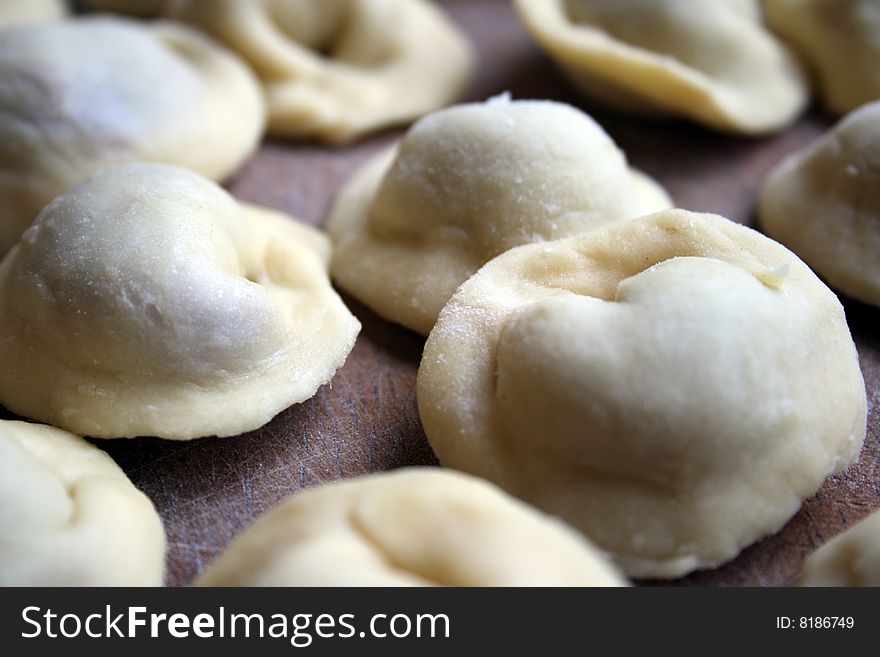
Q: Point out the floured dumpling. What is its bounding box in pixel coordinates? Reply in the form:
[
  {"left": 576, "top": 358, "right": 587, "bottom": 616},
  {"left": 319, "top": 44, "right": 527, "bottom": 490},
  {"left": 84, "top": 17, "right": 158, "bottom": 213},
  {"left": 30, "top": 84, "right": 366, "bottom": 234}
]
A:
[
  {"left": 326, "top": 98, "right": 671, "bottom": 335},
  {"left": 0, "top": 0, "right": 64, "bottom": 28},
  {"left": 0, "top": 420, "right": 165, "bottom": 585},
  {"left": 0, "top": 17, "right": 265, "bottom": 254},
  {"left": 195, "top": 469, "right": 627, "bottom": 586},
  {"left": 0, "top": 163, "right": 360, "bottom": 440},
  {"left": 418, "top": 209, "right": 866, "bottom": 579},
  {"left": 765, "top": 0, "right": 880, "bottom": 116},
  {"left": 514, "top": 0, "right": 808, "bottom": 134},
  {"left": 800, "top": 510, "right": 880, "bottom": 586},
  {"left": 759, "top": 101, "right": 880, "bottom": 307},
  {"left": 168, "top": 0, "right": 475, "bottom": 143}
]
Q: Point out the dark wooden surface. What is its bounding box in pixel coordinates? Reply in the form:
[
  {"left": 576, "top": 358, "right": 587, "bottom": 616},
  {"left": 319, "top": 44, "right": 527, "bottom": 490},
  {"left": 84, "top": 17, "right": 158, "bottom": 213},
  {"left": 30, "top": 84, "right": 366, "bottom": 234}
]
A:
[{"left": 5, "top": 0, "right": 878, "bottom": 586}]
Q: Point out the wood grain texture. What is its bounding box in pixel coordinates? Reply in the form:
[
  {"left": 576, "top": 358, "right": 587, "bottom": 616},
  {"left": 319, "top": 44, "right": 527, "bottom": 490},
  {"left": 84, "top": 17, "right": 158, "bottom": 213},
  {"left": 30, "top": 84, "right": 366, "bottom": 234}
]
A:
[{"left": 4, "top": 0, "right": 878, "bottom": 586}]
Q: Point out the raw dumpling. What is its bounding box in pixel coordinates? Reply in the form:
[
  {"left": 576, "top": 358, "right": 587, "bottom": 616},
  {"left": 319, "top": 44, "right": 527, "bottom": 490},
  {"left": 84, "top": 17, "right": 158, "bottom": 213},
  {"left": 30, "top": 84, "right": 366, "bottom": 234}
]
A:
[
  {"left": 800, "top": 510, "right": 880, "bottom": 586},
  {"left": 759, "top": 101, "right": 880, "bottom": 307},
  {"left": 0, "top": 17, "right": 265, "bottom": 254},
  {"left": 0, "top": 0, "right": 64, "bottom": 28},
  {"left": 0, "top": 420, "right": 165, "bottom": 585},
  {"left": 418, "top": 209, "right": 866, "bottom": 579},
  {"left": 765, "top": 0, "right": 880, "bottom": 116},
  {"left": 0, "top": 163, "right": 360, "bottom": 440},
  {"left": 168, "top": 0, "right": 475, "bottom": 143},
  {"left": 195, "top": 468, "right": 627, "bottom": 586},
  {"left": 326, "top": 97, "right": 671, "bottom": 335},
  {"left": 514, "top": 0, "right": 808, "bottom": 134}
]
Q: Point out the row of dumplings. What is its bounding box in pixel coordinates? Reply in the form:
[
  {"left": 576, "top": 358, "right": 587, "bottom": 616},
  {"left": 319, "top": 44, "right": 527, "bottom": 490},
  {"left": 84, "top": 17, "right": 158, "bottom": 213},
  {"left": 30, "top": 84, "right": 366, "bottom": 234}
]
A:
[
  {"left": 2, "top": 420, "right": 627, "bottom": 586},
  {"left": 4, "top": 0, "right": 879, "bottom": 145},
  {"left": 516, "top": 0, "right": 880, "bottom": 131},
  {"left": 0, "top": 0, "right": 878, "bottom": 586},
  {"left": 5, "top": 412, "right": 878, "bottom": 587},
  {"left": 2, "top": 92, "right": 878, "bottom": 586},
  {"left": 0, "top": 0, "right": 474, "bottom": 254},
  {"left": 2, "top": 0, "right": 879, "bottom": 259},
  {"left": 6, "top": 417, "right": 877, "bottom": 587},
  {"left": 331, "top": 96, "right": 880, "bottom": 581}
]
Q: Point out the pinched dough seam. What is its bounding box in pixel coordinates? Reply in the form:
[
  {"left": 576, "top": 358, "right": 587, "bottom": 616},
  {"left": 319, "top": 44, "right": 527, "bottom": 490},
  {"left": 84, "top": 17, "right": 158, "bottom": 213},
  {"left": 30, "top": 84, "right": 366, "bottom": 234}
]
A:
[{"left": 347, "top": 508, "right": 446, "bottom": 587}]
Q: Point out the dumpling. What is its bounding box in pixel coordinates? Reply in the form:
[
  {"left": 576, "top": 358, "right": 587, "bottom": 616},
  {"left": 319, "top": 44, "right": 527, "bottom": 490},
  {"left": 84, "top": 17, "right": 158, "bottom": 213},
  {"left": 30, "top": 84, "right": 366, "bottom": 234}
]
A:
[
  {"left": 764, "top": 0, "right": 880, "bottom": 116},
  {"left": 0, "top": 17, "right": 265, "bottom": 254},
  {"left": 514, "top": 0, "right": 808, "bottom": 134},
  {"left": 800, "top": 510, "right": 880, "bottom": 586},
  {"left": 0, "top": 0, "right": 64, "bottom": 28},
  {"left": 759, "top": 101, "right": 880, "bottom": 307},
  {"left": 168, "top": 0, "right": 475, "bottom": 143},
  {"left": 195, "top": 469, "right": 627, "bottom": 586},
  {"left": 0, "top": 163, "right": 360, "bottom": 440},
  {"left": 417, "top": 209, "right": 866, "bottom": 579},
  {"left": 0, "top": 420, "right": 165, "bottom": 585},
  {"left": 326, "top": 97, "right": 671, "bottom": 335}
]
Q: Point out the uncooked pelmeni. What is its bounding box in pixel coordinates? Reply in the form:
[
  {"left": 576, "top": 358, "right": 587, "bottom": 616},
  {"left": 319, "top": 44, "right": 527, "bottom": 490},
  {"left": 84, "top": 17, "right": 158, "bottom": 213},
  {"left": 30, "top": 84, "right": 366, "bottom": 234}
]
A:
[
  {"left": 418, "top": 209, "right": 866, "bottom": 579},
  {"left": 765, "top": 0, "right": 880, "bottom": 116},
  {"left": 0, "top": 163, "right": 360, "bottom": 440},
  {"left": 326, "top": 98, "right": 672, "bottom": 335},
  {"left": 80, "top": 0, "right": 169, "bottom": 16},
  {"left": 0, "top": 0, "right": 64, "bottom": 28},
  {"left": 800, "top": 510, "right": 880, "bottom": 586},
  {"left": 759, "top": 101, "right": 880, "bottom": 307},
  {"left": 0, "top": 420, "right": 165, "bottom": 586},
  {"left": 195, "top": 469, "right": 627, "bottom": 586},
  {"left": 514, "top": 0, "right": 808, "bottom": 134},
  {"left": 0, "top": 16, "right": 265, "bottom": 254},
  {"left": 168, "top": 0, "right": 475, "bottom": 142}
]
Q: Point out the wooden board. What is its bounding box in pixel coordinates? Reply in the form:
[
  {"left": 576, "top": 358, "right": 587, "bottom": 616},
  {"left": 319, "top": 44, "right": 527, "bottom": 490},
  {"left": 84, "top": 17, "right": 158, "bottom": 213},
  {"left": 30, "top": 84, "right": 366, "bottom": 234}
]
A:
[{"left": 8, "top": 0, "right": 879, "bottom": 587}]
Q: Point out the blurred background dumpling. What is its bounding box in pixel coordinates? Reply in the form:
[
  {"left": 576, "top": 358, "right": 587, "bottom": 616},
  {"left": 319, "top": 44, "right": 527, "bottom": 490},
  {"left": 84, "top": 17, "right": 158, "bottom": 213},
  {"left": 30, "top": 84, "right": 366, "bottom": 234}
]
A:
[
  {"left": 167, "top": 0, "right": 475, "bottom": 142},
  {"left": 0, "top": 16, "right": 265, "bottom": 254},
  {"left": 760, "top": 100, "right": 880, "bottom": 307},
  {"left": 514, "top": 0, "right": 808, "bottom": 134},
  {"left": 765, "top": 0, "right": 880, "bottom": 116}
]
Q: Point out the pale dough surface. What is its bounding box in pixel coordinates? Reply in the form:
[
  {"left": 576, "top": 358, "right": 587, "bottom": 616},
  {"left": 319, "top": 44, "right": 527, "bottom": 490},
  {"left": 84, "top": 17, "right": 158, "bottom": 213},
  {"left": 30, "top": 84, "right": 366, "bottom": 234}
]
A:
[
  {"left": 0, "top": 0, "right": 64, "bottom": 28},
  {"left": 800, "top": 509, "right": 880, "bottom": 586},
  {"left": 327, "top": 98, "right": 671, "bottom": 335},
  {"left": 169, "top": 0, "right": 475, "bottom": 143},
  {"left": 0, "top": 163, "right": 360, "bottom": 440},
  {"left": 759, "top": 101, "right": 880, "bottom": 308},
  {"left": 0, "top": 16, "right": 265, "bottom": 254},
  {"left": 514, "top": 0, "right": 808, "bottom": 135},
  {"left": 765, "top": 0, "right": 880, "bottom": 116},
  {"left": 418, "top": 209, "right": 866, "bottom": 579},
  {"left": 0, "top": 420, "right": 165, "bottom": 586},
  {"left": 195, "top": 468, "right": 627, "bottom": 586}
]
